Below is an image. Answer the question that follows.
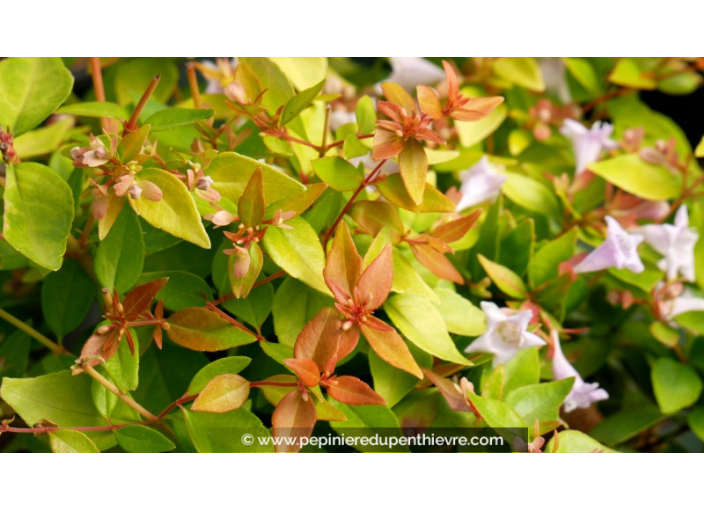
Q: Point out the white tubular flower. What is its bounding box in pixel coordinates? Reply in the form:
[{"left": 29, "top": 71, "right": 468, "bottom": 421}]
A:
[
  {"left": 560, "top": 119, "right": 618, "bottom": 175},
  {"left": 455, "top": 156, "right": 507, "bottom": 211},
  {"left": 640, "top": 205, "right": 699, "bottom": 282},
  {"left": 551, "top": 331, "right": 609, "bottom": 412},
  {"left": 464, "top": 302, "right": 545, "bottom": 367},
  {"left": 573, "top": 216, "right": 645, "bottom": 274},
  {"left": 385, "top": 57, "right": 445, "bottom": 91}
]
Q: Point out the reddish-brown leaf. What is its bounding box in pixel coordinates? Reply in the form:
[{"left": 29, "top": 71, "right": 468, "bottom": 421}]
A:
[
  {"left": 238, "top": 167, "right": 265, "bottom": 228},
  {"left": 324, "top": 222, "right": 362, "bottom": 304},
  {"left": 72, "top": 331, "right": 118, "bottom": 375},
  {"left": 411, "top": 244, "right": 464, "bottom": 284},
  {"left": 361, "top": 319, "right": 423, "bottom": 379},
  {"left": 336, "top": 323, "right": 361, "bottom": 362},
  {"left": 284, "top": 358, "right": 321, "bottom": 387},
  {"left": 451, "top": 97, "right": 505, "bottom": 122},
  {"left": 422, "top": 369, "right": 471, "bottom": 412},
  {"left": 166, "top": 307, "right": 257, "bottom": 351},
  {"left": 431, "top": 210, "right": 482, "bottom": 243},
  {"left": 381, "top": 82, "right": 417, "bottom": 113},
  {"left": 398, "top": 138, "right": 428, "bottom": 206},
  {"left": 348, "top": 200, "right": 405, "bottom": 238},
  {"left": 443, "top": 60, "right": 460, "bottom": 101},
  {"left": 372, "top": 129, "right": 404, "bottom": 161},
  {"left": 355, "top": 244, "right": 393, "bottom": 311},
  {"left": 326, "top": 376, "right": 386, "bottom": 406},
  {"left": 122, "top": 277, "right": 169, "bottom": 320},
  {"left": 271, "top": 390, "right": 317, "bottom": 453},
  {"left": 294, "top": 307, "right": 347, "bottom": 377},
  {"left": 191, "top": 374, "right": 250, "bottom": 413},
  {"left": 417, "top": 85, "right": 443, "bottom": 119}
]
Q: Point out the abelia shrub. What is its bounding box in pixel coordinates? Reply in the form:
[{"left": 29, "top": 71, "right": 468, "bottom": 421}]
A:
[{"left": 1, "top": 57, "right": 703, "bottom": 453}]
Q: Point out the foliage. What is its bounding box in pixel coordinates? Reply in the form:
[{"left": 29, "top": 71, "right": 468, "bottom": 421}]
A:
[{"left": 1, "top": 56, "right": 704, "bottom": 453}]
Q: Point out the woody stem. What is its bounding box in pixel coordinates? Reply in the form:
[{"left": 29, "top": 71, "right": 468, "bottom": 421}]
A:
[
  {"left": 83, "top": 364, "right": 158, "bottom": 422},
  {"left": 125, "top": 75, "right": 161, "bottom": 133},
  {"left": 322, "top": 159, "right": 387, "bottom": 249},
  {"left": 0, "top": 308, "right": 70, "bottom": 355}
]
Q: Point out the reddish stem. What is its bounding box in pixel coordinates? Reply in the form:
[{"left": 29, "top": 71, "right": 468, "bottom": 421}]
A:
[
  {"left": 322, "top": 159, "right": 387, "bottom": 249},
  {"left": 125, "top": 75, "right": 161, "bottom": 133}
]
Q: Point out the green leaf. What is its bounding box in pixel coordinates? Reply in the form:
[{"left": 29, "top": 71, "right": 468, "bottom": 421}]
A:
[
  {"left": 49, "top": 430, "right": 100, "bottom": 453},
  {"left": 281, "top": 79, "right": 326, "bottom": 125},
  {"left": 14, "top": 117, "right": 74, "bottom": 160},
  {"left": 505, "top": 379, "right": 574, "bottom": 435},
  {"left": 330, "top": 400, "right": 410, "bottom": 453},
  {"left": 191, "top": 374, "right": 250, "bottom": 413},
  {"left": 268, "top": 57, "right": 327, "bottom": 90},
  {"left": 651, "top": 358, "right": 703, "bottom": 414},
  {"left": 477, "top": 254, "right": 528, "bottom": 299},
  {"left": 589, "top": 154, "right": 680, "bottom": 201},
  {"left": 104, "top": 331, "right": 139, "bottom": 392},
  {"left": 609, "top": 59, "right": 656, "bottom": 89},
  {"left": 503, "top": 172, "right": 560, "bottom": 217},
  {"left": 3, "top": 163, "right": 74, "bottom": 271},
  {"left": 0, "top": 57, "right": 74, "bottom": 135},
  {"left": 188, "top": 356, "right": 252, "bottom": 395},
  {"left": 503, "top": 347, "right": 540, "bottom": 395},
  {"left": 229, "top": 241, "right": 263, "bottom": 300},
  {"left": 261, "top": 216, "right": 330, "bottom": 295},
  {"left": 41, "top": 259, "right": 94, "bottom": 339},
  {"left": 118, "top": 125, "right": 150, "bottom": 164},
  {"left": 369, "top": 350, "right": 420, "bottom": 408},
  {"left": 223, "top": 281, "right": 274, "bottom": 329},
  {"left": 312, "top": 156, "right": 363, "bottom": 192},
  {"left": 145, "top": 107, "right": 214, "bottom": 132},
  {"left": 95, "top": 205, "right": 144, "bottom": 293},
  {"left": 207, "top": 152, "right": 306, "bottom": 204},
  {"left": 384, "top": 293, "right": 471, "bottom": 366},
  {"left": 688, "top": 407, "right": 704, "bottom": 442},
  {"left": 115, "top": 425, "right": 175, "bottom": 453},
  {"left": 1, "top": 371, "right": 116, "bottom": 451},
  {"left": 563, "top": 57, "right": 600, "bottom": 93},
  {"left": 433, "top": 288, "right": 486, "bottom": 337},
  {"left": 399, "top": 138, "right": 428, "bottom": 205},
  {"left": 114, "top": 58, "right": 179, "bottom": 105},
  {"left": 130, "top": 168, "right": 210, "bottom": 249},
  {"left": 466, "top": 393, "right": 526, "bottom": 428},
  {"left": 355, "top": 96, "right": 376, "bottom": 135},
  {"left": 167, "top": 307, "right": 257, "bottom": 351},
  {"left": 135, "top": 271, "right": 213, "bottom": 311},
  {"left": 390, "top": 249, "right": 439, "bottom": 303},
  {"left": 546, "top": 430, "right": 616, "bottom": 453},
  {"left": 591, "top": 406, "right": 664, "bottom": 446},
  {"left": 272, "top": 277, "right": 334, "bottom": 347},
  {"left": 182, "top": 407, "right": 273, "bottom": 452},
  {"left": 0, "top": 328, "right": 31, "bottom": 377},
  {"left": 528, "top": 228, "right": 576, "bottom": 288},
  {"left": 493, "top": 57, "right": 545, "bottom": 92},
  {"left": 481, "top": 365, "right": 505, "bottom": 400},
  {"left": 57, "top": 101, "right": 128, "bottom": 120},
  {"left": 456, "top": 103, "right": 507, "bottom": 147}
]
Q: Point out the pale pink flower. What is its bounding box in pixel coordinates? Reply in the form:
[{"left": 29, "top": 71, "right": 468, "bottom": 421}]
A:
[
  {"left": 455, "top": 156, "right": 506, "bottom": 211},
  {"left": 560, "top": 119, "right": 618, "bottom": 175},
  {"left": 573, "top": 216, "right": 645, "bottom": 274},
  {"left": 551, "top": 331, "right": 608, "bottom": 412}
]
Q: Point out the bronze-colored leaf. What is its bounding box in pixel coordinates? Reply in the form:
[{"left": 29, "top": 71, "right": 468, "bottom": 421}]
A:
[
  {"left": 324, "top": 222, "right": 363, "bottom": 303},
  {"left": 422, "top": 369, "right": 471, "bottom": 412},
  {"left": 167, "top": 307, "right": 257, "bottom": 351},
  {"left": 191, "top": 374, "right": 250, "bottom": 413},
  {"left": 411, "top": 244, "right": 464, "bottom": 284},
  {"left": 122, "top": 277, "right": 169, "bottom": 320},
  {"left": 348, "top": 200, "right": 404, "bottom": 239},
  {"left": 326, "top": 376, "right": 386, "bottom": 406},
  {"left": 381, "top": 82, "right": 417, "bottom": 113},
  {"left": 271, "top": 390, "right": 317, "bottom": 453},
  {"left": 294, "top": 307, "right": 348, "bottom": 377},
  {"left": 417, "top": 85, "right": 443, "bottom": 120},
  {"left": 372, "top": 129, "right": 404, "bottom": 161},
  {"left": 284, "top": 358, "right": 321, "bottom": 387},
  {"left": 431, "top": 210, "right": 482, "bottom": 243},
  {"left": 361, "top": 319, "right": 423, "bottom": 379},
  {"left": 355, "top": 244, "right": 393, "bottom": 311}
]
